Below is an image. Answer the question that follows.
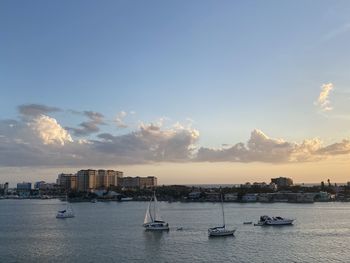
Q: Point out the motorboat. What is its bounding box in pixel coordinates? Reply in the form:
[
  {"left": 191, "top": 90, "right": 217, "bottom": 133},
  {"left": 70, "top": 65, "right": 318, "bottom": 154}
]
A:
[
  {"left": 208, "top": 193, "right": 236, "bottom": 237},
  {"left": 143, "top": 191, "right": 169, "bottom": 231},
  {"left": 255, "top": 215, "right": 294, "bottom": 226}
]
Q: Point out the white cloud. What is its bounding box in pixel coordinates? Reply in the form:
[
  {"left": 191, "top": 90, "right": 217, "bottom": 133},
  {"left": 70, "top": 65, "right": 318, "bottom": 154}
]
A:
[
  {"left": 29, "top": 115, "right": 73, "bottom": 146},
  {"left": 197, "top": 129, "right": 350, "bottom": 163},
  {"left": 1, "top": 103, "right": 350, "bottom": 167},
  {"left": 315, "top": 83, "right": 334, "bottom": 111},
  {"left": 115, "top": 111, "right": 128, "bottom": 128}
]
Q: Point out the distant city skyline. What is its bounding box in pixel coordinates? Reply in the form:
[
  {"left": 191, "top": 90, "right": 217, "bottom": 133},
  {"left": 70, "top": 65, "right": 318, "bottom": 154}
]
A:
[{"left": 1, "top": 1, "right": 350, "bottom": 185}]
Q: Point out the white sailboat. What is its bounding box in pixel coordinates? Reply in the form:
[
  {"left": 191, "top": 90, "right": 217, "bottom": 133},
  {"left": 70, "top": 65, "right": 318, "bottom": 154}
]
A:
[
  {"left": 208, "top": 194, "right": 236, "bottom": 237},
  {"left": 143, "top": 191, "right": 169, "bottom": 231},
  {"left": 56, "top": 194, "right": 74, "bottom": 219}
]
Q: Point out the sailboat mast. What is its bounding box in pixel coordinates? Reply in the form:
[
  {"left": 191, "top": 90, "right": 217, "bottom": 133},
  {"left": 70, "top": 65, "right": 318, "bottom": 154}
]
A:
[
  {"left": 153, "top": 191, "right": 156, "bottom": 222},
  {"left": 221, "top": 193, "right": 225, "bottom": 227}
]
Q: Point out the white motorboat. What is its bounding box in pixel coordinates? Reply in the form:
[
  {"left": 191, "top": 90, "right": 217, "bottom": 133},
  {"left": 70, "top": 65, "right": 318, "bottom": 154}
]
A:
[
  {"left": 255, "top": 215, "right": 294, "bottom": 226},
  {"left": 143, "top": 191, "right": 169, "bottom": 231},
  {"left": 208, "top": 194, "right": 236, "bottom": 237},
  {"left": 56, "top": 195, "right": 75, "bottom": 219}
]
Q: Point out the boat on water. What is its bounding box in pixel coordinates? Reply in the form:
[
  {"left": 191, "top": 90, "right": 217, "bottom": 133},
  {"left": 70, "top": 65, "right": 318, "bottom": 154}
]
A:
[
  {"left": 208, "top": 194, "right": 236, "bottom": 237},
  {"left": 56, "top": 195, "right": 74, "bottom": 219},
  {"left": 254, "top": 215, "right": 294, "bottom": 226},
  {"left": 143, "top": 191, "right": 169, "bottom": 231}
]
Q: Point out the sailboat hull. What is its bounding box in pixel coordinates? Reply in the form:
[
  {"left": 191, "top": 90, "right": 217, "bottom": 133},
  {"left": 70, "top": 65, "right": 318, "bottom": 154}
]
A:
[
  {"left": 56, "top": 212, "right": 74, "bottom": 218},
  {"left": 144, "top": 222, "right": 169, "bottom": 231},
  {"left": 208, "top": 228, "right": 235, "bottom": 237}
]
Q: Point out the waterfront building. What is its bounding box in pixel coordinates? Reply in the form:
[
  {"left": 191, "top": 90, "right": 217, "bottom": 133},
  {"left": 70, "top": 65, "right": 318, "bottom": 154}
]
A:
[
  {"left": 119, "top": 176, "right": 157, "bottom": 189},
  {"left": 188, "top": 191, "right": 201, "bottom": 199},
  {"left": 77, "top": 169, "right": 97, "bottom": 192},
  {"left": 96, "top": 169, "right": 123, "bottom": 189},
  {"left": 0, "top": 182, "right": 9, "bottom": 195},
  {"left": 224, "top": 193, "right": 238, "bottom": 201},
  {"left": 271, "top": 177, "right": 293, "bottom": 188},
  {"left": 16, "top": 182, "right": 32, "bottom": 197},
  {"left": 17, "top": 182, "right": 31, "bottom": 191},
  {"left": 58, "top": 173, "right": 77, "bottom": 191},
  {"left": 242, "top": 193, "right": 258, "bottom": 202}
]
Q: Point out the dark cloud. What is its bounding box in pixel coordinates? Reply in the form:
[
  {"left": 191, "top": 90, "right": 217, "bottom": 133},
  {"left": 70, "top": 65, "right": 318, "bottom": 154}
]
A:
[
  {"left": 67, "top": 111, "right": 105, "bottom": 136},
  {"left": 18, "top": 104, "right": 61, "bottom": 117}
]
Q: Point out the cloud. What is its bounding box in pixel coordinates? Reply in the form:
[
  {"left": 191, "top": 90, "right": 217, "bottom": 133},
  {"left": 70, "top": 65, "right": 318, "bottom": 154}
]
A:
[
  {"left": 67, "top": 111, "right": 105, "bottom": 136},
  {"left": 0, "top": 117, "right": 199, "bottom": 166},
  {"left": 316, "top": 140, "right": 350, "bottom": 155},
  {"left": 29, "top": 115, "right": 73, "bottom": 146},
  {"left": 18, "top": 104, "right": 61, "bottom": 117},
  {"left": 1, "top": 104, "right": 350, "bottom": 167},
  {"left": 93, "top": 123, "right": 199, "bottom": 163},
  {"left": 315, "top": 83, "right": 334, "bottom": 111},
  {"left": 197, "top": 129, "right": 349, "bottom": 163},
  {"left": 114, "top": 111, "right": 128, "bottom": 128}
]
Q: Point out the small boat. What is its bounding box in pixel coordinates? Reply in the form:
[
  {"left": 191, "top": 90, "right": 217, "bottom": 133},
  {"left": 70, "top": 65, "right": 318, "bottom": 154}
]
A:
[
  {"left": 56, "top": 195, "right": 74, "bottom": 219},
  {"left": 143, "top": 191, "right": 169, "bottom": 231},
  {"left": 243, "top": 221, "right": 252, "bottom": 225},
  {"left": 176, "top": 227, "right": 183, "bottom": 231},
  {"left": 255, "top": 215, "right": 294, "bottom": 226},
  {"left": 208, "top": 194, "right": 236, "bottom": 237}
]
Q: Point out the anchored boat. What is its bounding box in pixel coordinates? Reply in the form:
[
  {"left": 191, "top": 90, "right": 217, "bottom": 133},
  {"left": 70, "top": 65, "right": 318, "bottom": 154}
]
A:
[
  {"left": 143, "top": 191, "right": 169, "bottom": 231},
  {"left": 208, "top": 194, "right": 236, "bottom": 237},
  {"left": 255, "top": 215, "right": 294, "bottom": 226}
]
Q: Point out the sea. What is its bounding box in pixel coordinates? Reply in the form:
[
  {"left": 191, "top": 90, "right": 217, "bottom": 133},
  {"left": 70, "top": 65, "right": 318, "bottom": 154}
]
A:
[{"left": 1, "top": 199, "right": 350, "bottom": 262}]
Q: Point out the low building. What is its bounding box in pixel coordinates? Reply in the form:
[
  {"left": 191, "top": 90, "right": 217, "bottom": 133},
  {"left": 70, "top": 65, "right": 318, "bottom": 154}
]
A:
[
  {"left": 17, "top": 182, "right": 32, "bottom": 198},
  {"left": 242, "top": 193, "right": 258, "bottom": 202},
  {"left": 271, "top": 177, "right": 293, "bottom": 188},
  {"left": 224, "top": 193, "right": 238, "bottom": 202},
  {"left": 188, "top": 191, "right": 201, "bottom": 199}
]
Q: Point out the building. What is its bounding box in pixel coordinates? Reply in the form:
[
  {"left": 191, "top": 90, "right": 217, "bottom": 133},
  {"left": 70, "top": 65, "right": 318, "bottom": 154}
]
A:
[
  {"left": 57, "top": 173, "right": 77, "bottom": 191},
  {"left": 57, "top": 169, "right": 123, "bottom": 192},
  {"left": 242, "top": 193, "right": 258, "bottom": 202},
  {"left": 96, "top": 170, "right": 123, "bottom": 189},
  {"left": 224, "top": 193, "right": 238, "bottom": 201},
  {"left": 271, "top": 177, "right": 293, "bottom": 188},
  {"left": 120, "top": 176, "right": 157, "bottom": 189},
  {"left": 17, "top": 182, "right": 32, "bottom": 197},
  {"left": 77, "top": 169, "right": 97, "bottom": 192},
  {"left": 17, "top": 182, "right": 31, "bottom": 191},
  {"left": 0, "top": 182, "right": 9, "bottom": 195}
]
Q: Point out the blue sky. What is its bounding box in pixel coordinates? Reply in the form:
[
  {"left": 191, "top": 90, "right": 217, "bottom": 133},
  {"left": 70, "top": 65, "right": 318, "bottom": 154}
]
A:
[{"left": 1, "top": 1, "right": 350, "bottom": 184}]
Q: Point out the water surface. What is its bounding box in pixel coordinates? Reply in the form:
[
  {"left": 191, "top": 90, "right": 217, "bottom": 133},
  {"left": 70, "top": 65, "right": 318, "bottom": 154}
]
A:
[{"left": 0, "top": 200, "right": 349, "bottom": 262}]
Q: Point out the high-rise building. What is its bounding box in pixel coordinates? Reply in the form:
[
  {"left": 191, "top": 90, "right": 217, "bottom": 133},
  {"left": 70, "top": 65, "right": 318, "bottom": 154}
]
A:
[
  {"left": 57, "top": 173, "right": 77, "bottom": 191},
  {"left": 96, "top": 169, "right": 123, "bottom": 189},
  {"left": 119, "top": 176, "right": 157, "bottom": 189},
  {"left": 77, "top": 169, "right": 97, "bottom": 192},
  {"left": 57, "top": 169, "right": 123, "bottom": 192}
]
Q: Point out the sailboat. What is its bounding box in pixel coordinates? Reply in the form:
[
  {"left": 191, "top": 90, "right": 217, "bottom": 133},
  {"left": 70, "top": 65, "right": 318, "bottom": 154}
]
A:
[
  {"left": 56, "top": 194, "right": 74, "bottom": 219},
  {"left": 208, "top": 193, "right": 235, "bottom": 237},
  {"left": 143, "top": 191, "right": 169, "bottom": 231}
]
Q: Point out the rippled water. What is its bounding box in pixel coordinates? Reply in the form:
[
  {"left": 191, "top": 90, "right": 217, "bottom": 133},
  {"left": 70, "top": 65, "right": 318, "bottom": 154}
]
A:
[{"left": 1, "top": 199, "right": 350, "bottom": 262}]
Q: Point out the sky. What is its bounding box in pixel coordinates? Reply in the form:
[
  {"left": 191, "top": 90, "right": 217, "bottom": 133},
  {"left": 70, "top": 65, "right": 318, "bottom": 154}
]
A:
[{"left": 1, "top": 0, "right": 350, "bottom": 186}]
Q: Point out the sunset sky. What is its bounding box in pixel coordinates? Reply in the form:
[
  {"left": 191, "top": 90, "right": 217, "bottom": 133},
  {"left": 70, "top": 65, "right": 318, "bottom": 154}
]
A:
[{"left": 1, "top": 1, "right": 350, "bottom": 186}]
